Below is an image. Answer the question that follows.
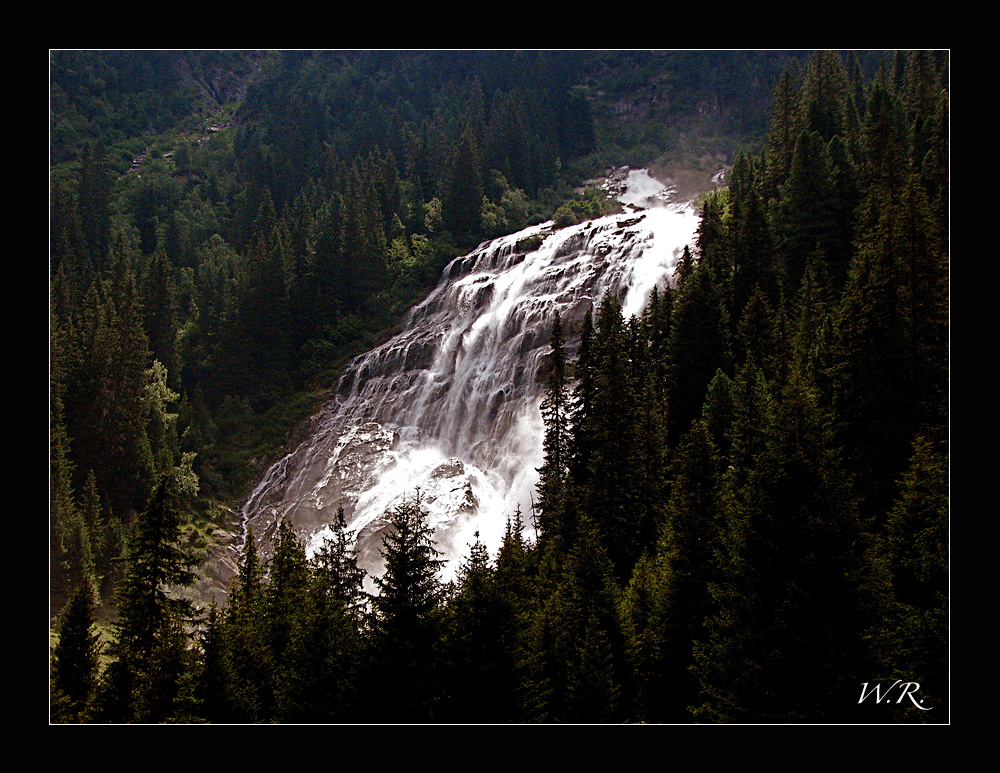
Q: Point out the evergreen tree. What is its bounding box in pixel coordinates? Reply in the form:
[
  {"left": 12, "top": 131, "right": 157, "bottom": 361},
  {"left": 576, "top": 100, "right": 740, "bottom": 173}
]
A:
[
  {"left": 219, "top": 527, "right": 271, "bottom": 723},
  {"left": 673, "top": 246, "right": 696, "bottom": 290},
  {"left": 51, "top": 181, "right": 92, "bottom": 321},
  {"left": 443, "top": 127, "right": 484, "bottom": 246},
  {"left": 830, "top": 173, "right": 946, "bottom": 524},
  {"left": 736, "top": 286, "right": 786, "bottom": 385},
  {"left": 826, "top": 134, "right": 860, "bottom": 289},
  {"left": 644, "top": 284, "right": 673, "bottom": 402},
  {"left": 619, "top": 548, "right": 668, "bottom": 722},
  {"left": 919, "top": 89, "right": 949, "bottom": 256},
  {"left": 536, "top": 312, "right": 572, "bottom": 544},
  {"left": 727, "top": 361, "right": 773, "bottom": 488},
  {"left": 692, "top": 376, "right": 879, "bottom": 723},
  {"left": 728, "top": 151, "right": 777, "bottom": 319},
  {"left": 569, "top": 307, "right": 596, "bottom": 489},
  {"left": 50, "top": 379, "right": 96, "bottom": 615},
  {"left": 762, "top": 65, "right": 804, "bottom": 198},
  {"left": 367, "top": 496, "right": 446, "bottom": 722},
  {"left": 665, "top": 261, "right": 731, "bottom": 449},
  {"left": 585, "top": 296, "right": 644, "bottom": 578},
  {"left": 142, "top": 248, "right": 181, "bottom": 390},
  {"left": 790, "top": 256, "right": 836, "bottom": 394},
  {"left": 440, "top": 533, "right": 509, "bottom": 722},
  {"left": 701, "top": 368, "right": 735, "bottom": 464},
  {"left": 276, "top": 527, "right": 365, "bottom": 723},
  {"left": 342, "top": 160, "right": 390, "bottom": 308},
  {"left": 51, "top": 584, "right": 102, "bottom": 723},
  {"left": 855, "top": 82, "right": 908, "bottom": 242},
  {"left": 892, "top": 174, "right": 949, "bottom": 444},
  {"left": 312, "top": 506, "right": 368, "bottom": 619},
  {"left": 94, "top": 473, "right": 197, "bottom": 723},
  {"left": 882, "top": 437, "right": 949, "bottom": 721},
  {"left": 193, "top": 604, "right": 229, "bottom": 723},
  {"left": 264, "top": 520, "right": 311, "bottom": 716},
  {"left": 303, "top": 192, "right": 347, "bottom": 321},
  {"left": 492, "top": 510, "right": 534, "bottom": 722},
  {"left": 774, "top": 129, "right": 840, "bottom": 298},
  {"left": 694, "top": 191, "right": 729, "bottom": 286},
  {"left": 76, "top": 140, "right": 113, "bottom": 271},
  {"left": 65, "top": 238, "right": 155, "bottom": 523},
  {"left": 216, "top": 193, "right": 295, "bottom": 406},
  {"left": 799, "top": 50, "right": 853, "bottom": 143},
  {"left": 522, "top": 514, "right": 623, "bottom": 722},
  {"left": 654, "top": 420, "right": 725, "bottom": 721}
]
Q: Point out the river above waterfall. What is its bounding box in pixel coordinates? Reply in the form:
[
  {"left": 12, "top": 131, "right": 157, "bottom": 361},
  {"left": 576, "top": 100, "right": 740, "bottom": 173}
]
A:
[{"left": 231, "top": 168, "right": 704, "bottom": 593}]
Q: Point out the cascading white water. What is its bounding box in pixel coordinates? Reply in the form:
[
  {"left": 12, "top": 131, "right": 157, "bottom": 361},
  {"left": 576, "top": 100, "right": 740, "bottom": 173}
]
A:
[{"left": 239, "top": 169, "right": 702, "bottom": 588}]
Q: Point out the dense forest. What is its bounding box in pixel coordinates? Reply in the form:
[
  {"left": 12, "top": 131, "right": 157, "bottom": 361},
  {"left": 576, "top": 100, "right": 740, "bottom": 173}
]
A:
[{"left": 49, "top": 50, "right": 948, "bottom": 724}]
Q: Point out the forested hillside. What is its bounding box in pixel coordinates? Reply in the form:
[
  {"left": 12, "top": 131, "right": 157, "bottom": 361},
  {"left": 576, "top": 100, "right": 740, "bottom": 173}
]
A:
[{"left": 49, "top": 50, "right": 948, "bottom": 724}]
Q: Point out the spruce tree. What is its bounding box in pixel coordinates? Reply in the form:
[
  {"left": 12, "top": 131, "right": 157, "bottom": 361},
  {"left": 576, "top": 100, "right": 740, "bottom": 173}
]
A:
[
  {"left": 342, "top": 159, "right": 390, "bottom": 306},
  {"left": 276, "top": 534, "right": 365, "bottom": 723},
  {"left": 855, "top": 82, "right": 907, "bottom": 242},
  {"left": 665, "top": 261, "right": 731, "bottom": 449},
  {"left": 830, "top": 172, "right": 946, "bottom": 525},
  {"left": 736, "top": 287, "right": 786, "bottom": 384},
  {"left": 492, "top": 510, "right": 534, "bottom": 722},
  {"left": 65, "top": 238, "right": 154, "bottom": 523},
  {"left": 220, "top": 527, "right": 271, "bottom": 723},
  {"left": 790, "top": 256, "right": 836, "bottom": 395},
  {"left": 76, "top": 140, "right": 113, "bottom": 272},
  {"left": 312, "top": 506, "right": 368, "bottom": 619},
  {"left": 799, "top": 50, "right": 852, "bottom": 143},
  {"left": 762, "top": 65, "right": 805, "bottom": 198},
  {"left": 569, "top": 307, "right": 596, "bottom": 489},
  {"left": 265, "top": 520, "right": 311, "bottom": 717},
  {"left": 51, "top": 584, "right": 102, "bottom": 723},
  {"left": 919, "top": 89, "right": 949, "bottom": 256},
  {"left": 367, "top": 496, "right": 446, "bottom": 722},
  {"left": 194, "top": 604, "right": 229, "bottom": 723},
  {"left": 522, "top": 514, "right": 623, "bottom": 722},
  {"left": 218, "top": 193, "right": 296, "bottom": 405},
  {"left": 692, "top": 376, "right": 878, "bottom": 723},
  {"left": 826, "top": 134, "right": 860, "bottom": 289},
  {"left": 728, "top": 152, "right": 777, "bottom": 319},
  {"left": 536, "top": 312, "right": 572, "bottom": 544},
  {"left": 619, "top": 548, "right": 668, "bottom": 722},
  {"left": 50, "top": 388, "right": 96, "bottom": 615},
  {"left": 585, "top": 296, "right": 643, "bottom": 578},
  {"left": 142, "top": 248, "right": 181, "bottom": 390},
  {"left": 94, "top": 472, "right": 197, "bottom": 723},
  {"left": 443, "top": 127, "right": 485, "bottom": 246},
  {"left": 774, "top": 129, "right": 840, "bottom": 298},
  {"left": 883, "top": 437, "right": 949, "bottom": 721},
  {"left": 654, "top": 420, "right": 724, "bottom": 721},
  {"left": 440, "top": 533, "right": 508, "bottom": 722}
]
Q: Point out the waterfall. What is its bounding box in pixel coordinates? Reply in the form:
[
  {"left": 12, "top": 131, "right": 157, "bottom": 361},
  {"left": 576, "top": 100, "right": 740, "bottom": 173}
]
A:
[{"left": 239, "top": 169, "right": 702, "bottom": 587}]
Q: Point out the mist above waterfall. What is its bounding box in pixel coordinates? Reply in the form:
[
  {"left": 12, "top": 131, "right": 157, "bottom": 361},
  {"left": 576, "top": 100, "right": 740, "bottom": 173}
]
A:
[{"left": 240, "top": 168, "right": 701, "bottom": 587}]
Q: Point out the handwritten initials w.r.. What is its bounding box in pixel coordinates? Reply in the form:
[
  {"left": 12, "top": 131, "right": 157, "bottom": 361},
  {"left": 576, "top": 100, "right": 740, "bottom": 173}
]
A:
[{"left": 859, "top": 680, "right": 932, "bottom": 710}]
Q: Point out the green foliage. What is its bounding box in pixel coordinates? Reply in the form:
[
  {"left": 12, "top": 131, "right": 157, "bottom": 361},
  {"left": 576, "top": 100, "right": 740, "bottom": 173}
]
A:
[
  {"left": 692, "top": 377, "right": 879, "bottom": 722},
  {"left": 881, "top": 437, "right": 949, "bottom": 720},
  {"left": 367, "top": 497, "right": 446, "bottom": 722},
  {"left": 552, "top": 190, "right": 614, "bottom": 228},
  {"left": 536, "top": 313, "right": 572, "bottom": 543},
  {"left": 50, "top": 584, "right": 102, "bottom": 723},
  {"left": 93, "top": 473, "right": 198, "bottom": 723},
  {"left": 665, "top": 261, "right": 731, "bottom": 447}
]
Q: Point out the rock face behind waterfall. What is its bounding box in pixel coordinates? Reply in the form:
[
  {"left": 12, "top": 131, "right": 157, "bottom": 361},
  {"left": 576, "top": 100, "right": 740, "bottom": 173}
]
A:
[{"left": 214, "top": 170, "right": 702, "bottom": 599}]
